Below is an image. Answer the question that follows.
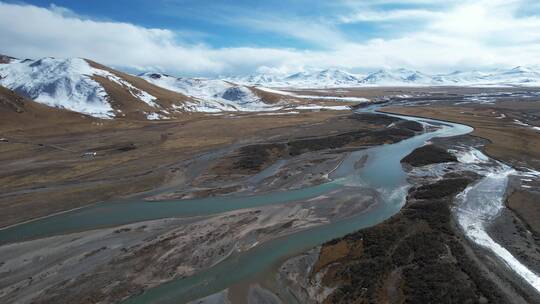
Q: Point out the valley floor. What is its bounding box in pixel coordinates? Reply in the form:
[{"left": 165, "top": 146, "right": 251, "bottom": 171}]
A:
[
  {"left": 1, "top": 107, "right": 423, "bottom": 303},
  {"left": 1, "top": 87, "right": 540, "bottom": 304},
  {"left": 266, "top": 96, "right": 540, "bottom": 304},
  {"left": 0, "top": 110, "right": 349, "bottom": 228}
]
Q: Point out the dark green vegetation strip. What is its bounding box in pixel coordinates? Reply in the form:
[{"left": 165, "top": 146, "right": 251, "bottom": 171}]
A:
[{"left": 319, "top": 175, "right": 511, "bottom": 304}]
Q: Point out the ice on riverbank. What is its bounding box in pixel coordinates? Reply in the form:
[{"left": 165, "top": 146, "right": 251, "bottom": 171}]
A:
[
  {"left": 451, "top": 148, "right": 490, "bottom": 164},
  {"left": 455, "top": 159, "right": 540, "bottom": 292}
]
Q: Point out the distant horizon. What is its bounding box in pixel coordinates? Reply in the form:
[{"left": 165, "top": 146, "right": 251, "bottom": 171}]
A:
[
  {"left": 1, "top": 0, "right": 540, "bottom": 76},
  {"left": 3, "top": 53, "right": 539, "bottom": 80}
]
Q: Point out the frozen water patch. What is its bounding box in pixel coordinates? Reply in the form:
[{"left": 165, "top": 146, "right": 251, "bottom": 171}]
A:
[
  {"left": 380, "top": 184, "right": 410, "bottom": 208},
  {"left": 519, "top": 169, "right": 540, "bottom": 179},
  {"left": 451, "top": 148, "right": 490, "bottom": 164},
  {"left": 455, "top": 158, "right": 540, "bottom": 292}
]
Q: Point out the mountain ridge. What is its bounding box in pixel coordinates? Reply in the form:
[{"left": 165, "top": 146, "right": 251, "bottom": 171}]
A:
[
  {"left": 230, "top": 66, "right": 540, "bottom": 88},
  {"left": 1, "top": 53, "right": 540, "bottom": 120}
]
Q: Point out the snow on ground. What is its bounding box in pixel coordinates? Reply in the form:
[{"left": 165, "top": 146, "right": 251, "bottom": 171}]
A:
[
  {"left": 295, "top": 105, "right": 350, "bottom": 111},
  {"left": 0, "top": 58, "right": 114, "bottom": 118},
  {"left": 0, "top": 57, "right": 158, "bottom": 118},
  {"left": 513, "top": 119, "right": 540, "bottom": 132},
  {"left": 289, "top": 95, "right": 368, "bottom": 102},
  {"left": 146, "top": 112, "right": 168, "bottom": 120},
  {"left": 455, "top": 150, "right": 540, "bottom": 292},
  {"left": 255, "top": 87, "right": 370, "bottom": 103},
  {"left": 255, "top": 111, "right": 300, "bottom": 116},
  {"left": 96, "top": 71, "right": 157, "bottom": 108},
  {"left": 451, "top": 148, "right": 490, "bottom": 164},
  {"left": 141, "top": 73, "right": 279, "bottom": 112}
]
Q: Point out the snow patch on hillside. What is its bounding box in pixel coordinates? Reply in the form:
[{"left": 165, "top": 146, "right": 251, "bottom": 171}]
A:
[
  {"left": 141, "top": 73, "right": 279, "bottom": 112},
  {"left": 0, "top": 58, "right": 115, "bottom": 118},
  {"left": 96, "top": 70, "right": 157, "bottom": 108},
  {"left": 513, "top": 119, "right": 540, "bottom": 132},
  {"left": 295, "top": 105, "right": 350, "bottom": 110},
  {"left": 255, "top": 87, "right": 370, "bottom": 103}
]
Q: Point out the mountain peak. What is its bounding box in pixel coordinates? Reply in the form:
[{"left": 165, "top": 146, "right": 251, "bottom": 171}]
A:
[{"left": 0, "top": 56, "right": 193, "bottom": 119}]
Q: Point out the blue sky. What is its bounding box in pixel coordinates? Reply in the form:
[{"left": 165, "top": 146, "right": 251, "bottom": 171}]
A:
[
  {"left": 1, "top": 0, "right": 540, "bottom": 76},
  {"left": 14, "top": 0, "right": 422, "bottom": 48}
]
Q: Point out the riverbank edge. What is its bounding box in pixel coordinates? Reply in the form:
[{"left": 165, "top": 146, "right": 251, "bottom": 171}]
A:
[{"left": 276, "top": 134, "right": 538, "bottom": 303}]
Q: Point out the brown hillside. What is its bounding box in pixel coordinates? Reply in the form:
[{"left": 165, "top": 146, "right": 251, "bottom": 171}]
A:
[
  {"left": 0, "top": 85, "right": 96, "bottom": 132},
  {"left": 248, "top": 86, "right": 292, "bottom": 104},
  {"left": 86, "top": 60, "right": 196, "bottom": 118}
]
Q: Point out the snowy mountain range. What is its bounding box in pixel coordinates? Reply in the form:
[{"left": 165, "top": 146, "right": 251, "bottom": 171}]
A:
[
  {"left": 231, "top": 67, "right": 540, "bottom": 88},
  {"left": 226, "top": 69, "right": 363, "bottom": 87},
  {"left": 1, "top": 54, "right": 540, "bottom": 119},
  {"left": 0, "top": 56, "right": 286, "bottom": 119}
]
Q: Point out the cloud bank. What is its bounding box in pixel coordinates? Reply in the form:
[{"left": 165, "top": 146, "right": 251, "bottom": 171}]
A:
[{"left": 0, "top": 1, "right": 539, "bottom": 76}]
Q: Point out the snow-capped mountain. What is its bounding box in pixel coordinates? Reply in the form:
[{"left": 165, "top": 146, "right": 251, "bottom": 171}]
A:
[
  {"left": 235, "top": 74, "right": 283, "bottom": 86},
  {"left": 139, "top": 72, "right": 282, "bottom": 112},
  {"left": 234, "top": 66, "right": 540, "bottom": 88},
  {"left": 0, "top": 57, "right": 115, "bottom": 118},
  {"left": 487, "top": 66, "right": 540, "bottom": 85},
  {"left": 230, "top": 69, "right": 364, "bottom": 88},
  {"left": 0, "top": 56, "right": 192, "bottom": 119},
  {"left": 361, "top": 68, "right": 432, "bottom": 85},
  {"left": 430, "top": 67, "right": 540, "bottom": 86},
  {"left": 284, "top": 69, "right": 362, "bottom": 87}
]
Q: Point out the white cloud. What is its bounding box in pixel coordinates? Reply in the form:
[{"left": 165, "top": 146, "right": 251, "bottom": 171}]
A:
[
  {"left": 0, "top": 1, "right": 539, "bottom": 76},
  {"left": 429, "top": 0, "right": 540, "bottom": 43},
  {"left": 340, "top": 9, "right": 442, "bottom": 23}
]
